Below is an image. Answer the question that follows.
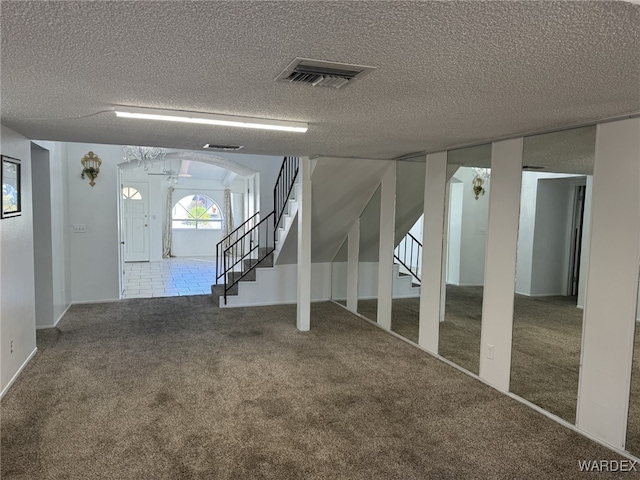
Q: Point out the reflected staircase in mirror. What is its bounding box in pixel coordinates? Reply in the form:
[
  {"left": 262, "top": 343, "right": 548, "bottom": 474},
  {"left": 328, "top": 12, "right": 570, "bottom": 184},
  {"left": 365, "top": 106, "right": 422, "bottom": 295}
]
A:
[{"left": 394, "top": 231, "right": 422, "bottom": 285}]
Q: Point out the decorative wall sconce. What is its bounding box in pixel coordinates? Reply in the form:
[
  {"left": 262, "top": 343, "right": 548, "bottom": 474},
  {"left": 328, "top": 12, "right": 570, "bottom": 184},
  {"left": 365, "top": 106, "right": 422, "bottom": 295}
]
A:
[
  {"left": 471, "top": 167, "right": 490, "bottom": 200},
  {"left": 81, "top": 151, "right": 102, "bottom": 187}
]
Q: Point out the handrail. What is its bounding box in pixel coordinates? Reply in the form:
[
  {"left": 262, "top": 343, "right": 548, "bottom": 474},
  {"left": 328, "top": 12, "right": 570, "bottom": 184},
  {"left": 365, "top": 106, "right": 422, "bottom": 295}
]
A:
[
  {"left": 394, "top": 231, "right": 422, "bottom": 284},
  {"left": 222, "top": 211, "right": 275, "bottom": 304},
  {"left": 274, "top": 156, "right": 299, "bottom": 234},
  {"left": 215, "top": 212, "right": 260, "bottom": 282}
]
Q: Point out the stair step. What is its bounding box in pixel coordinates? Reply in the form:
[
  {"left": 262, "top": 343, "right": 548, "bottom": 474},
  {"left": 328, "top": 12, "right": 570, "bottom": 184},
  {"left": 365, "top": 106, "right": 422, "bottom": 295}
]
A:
[
  {"left": 211, "top": 284, "right": 238, "bottom": 298},
  {"left": 212, "top": 250, "right": 275, "bottom": 301},
  {"left": 228, "top": 270, "right": 256, "bottom": 283},
  {"left": 244, "top": 252, "right": 274, "bottom": 269}
]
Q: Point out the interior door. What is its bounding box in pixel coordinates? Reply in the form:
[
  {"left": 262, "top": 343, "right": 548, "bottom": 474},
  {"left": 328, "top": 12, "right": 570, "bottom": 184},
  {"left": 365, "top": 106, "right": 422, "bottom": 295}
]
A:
[{"left": 122, "top": 182, "right": 150, "bottom": 262}]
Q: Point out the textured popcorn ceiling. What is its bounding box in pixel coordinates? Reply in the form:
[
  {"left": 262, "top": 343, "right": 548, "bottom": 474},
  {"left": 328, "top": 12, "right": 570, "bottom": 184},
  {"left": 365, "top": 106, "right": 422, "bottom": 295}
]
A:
[{"left": 1, "top": 1, "right": 638, "bottom": 160}]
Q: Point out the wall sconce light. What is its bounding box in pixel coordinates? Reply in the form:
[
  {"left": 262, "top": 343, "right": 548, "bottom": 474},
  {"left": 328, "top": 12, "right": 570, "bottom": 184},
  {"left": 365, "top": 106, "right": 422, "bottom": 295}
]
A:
[
  {"left": 471, "top": 167, "right": 490, "bottom": 200},
  {"left": 80, "top": 151, "right": 102, "bottom": 187}
]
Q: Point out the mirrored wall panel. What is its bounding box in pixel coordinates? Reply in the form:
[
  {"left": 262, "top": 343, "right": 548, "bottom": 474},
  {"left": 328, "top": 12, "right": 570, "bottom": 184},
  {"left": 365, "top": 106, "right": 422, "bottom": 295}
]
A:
[
  {"left": 331, "top": 239, "right": 348, "bottom": 306},
  {"left": 438, "top": 144, "right": 491, "bottom": 375},
  {"left": 357, "top": 185, "right": 381, "bottom": 322},
  {"left": 390, "top": 160, "right": 425, "bottom": 343},
  {"left": 510, "top": 126, "right": 595, "bottom": 423},
  {"left": 626, "top": 277, "right": 640, "bottom": 456}
]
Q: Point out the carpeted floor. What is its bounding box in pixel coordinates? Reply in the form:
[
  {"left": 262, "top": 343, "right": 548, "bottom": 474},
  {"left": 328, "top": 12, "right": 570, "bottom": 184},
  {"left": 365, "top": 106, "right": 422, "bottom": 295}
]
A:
[
  {"left": 372, "top": 286, "right": 640, "bottom": 456},
  {"left": 379, "top": 287, "right": 582, "bottom": 423},
  {"left": 1, "top": 297, "right": 634, "bottom": 479}
]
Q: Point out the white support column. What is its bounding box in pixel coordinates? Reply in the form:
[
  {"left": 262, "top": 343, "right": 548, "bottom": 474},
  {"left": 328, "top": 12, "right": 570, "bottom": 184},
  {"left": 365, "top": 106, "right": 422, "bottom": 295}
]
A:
[
  {"left": 576, "top": 118, "right": 640, "bottom": 449},
  {"left": 346, "top": 220, "right": 360, "bottom": 313},
  {"left": 418, "top": 152, "right": 447, "bottom": 354},
  {"left": 296, "top": 157, "right": 312, "bottom": 331},
  {"left": 440, "top": 178, "right": 451, "bottom": 323},
  {"left": 377, "top": 163, "right": 396, "bottom": 330},
  {"left": 479, "top": 138, "right": 523, "bottom": 392}
]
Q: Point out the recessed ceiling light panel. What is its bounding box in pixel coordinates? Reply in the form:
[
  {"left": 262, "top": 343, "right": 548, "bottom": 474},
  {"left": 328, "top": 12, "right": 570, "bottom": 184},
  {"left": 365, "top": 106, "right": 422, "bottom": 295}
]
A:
[
  {"left": 114, "top": 106, "right": 308, "bottom": 133},
  {"left": 203, "top": 144, "right": 244, "bottom": 151}
]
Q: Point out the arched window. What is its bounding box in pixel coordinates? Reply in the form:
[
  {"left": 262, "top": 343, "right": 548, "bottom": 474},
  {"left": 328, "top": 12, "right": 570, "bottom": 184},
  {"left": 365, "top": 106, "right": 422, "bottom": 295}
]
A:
[
  {"left": 172, "top": 194, "right": 223, "bottom": 230},
  {"left": 122, "top": 187, "right": 142, "bottom": 200}
]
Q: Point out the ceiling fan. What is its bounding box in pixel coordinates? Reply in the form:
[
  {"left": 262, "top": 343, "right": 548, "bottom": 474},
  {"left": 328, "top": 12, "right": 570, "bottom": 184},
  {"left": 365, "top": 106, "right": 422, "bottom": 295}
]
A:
[
  {"left": 147, "top": 168, "right": 191, "bottom": 177},
  {"left": 147, "top": 160, "right": 191, "bottom": 183}
]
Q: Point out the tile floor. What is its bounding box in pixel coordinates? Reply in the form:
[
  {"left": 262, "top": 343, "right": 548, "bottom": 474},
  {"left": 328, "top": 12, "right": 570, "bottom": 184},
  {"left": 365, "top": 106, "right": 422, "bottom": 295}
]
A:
[{"left": 123, "top": 256, "right": 218, "bottom": 299}]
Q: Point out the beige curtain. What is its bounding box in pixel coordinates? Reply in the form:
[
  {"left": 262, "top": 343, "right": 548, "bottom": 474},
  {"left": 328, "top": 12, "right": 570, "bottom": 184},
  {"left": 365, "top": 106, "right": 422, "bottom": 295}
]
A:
[
  {"left": 162, "top": 186, "right": 174, "bottom": 258},
  {"left": 223, "top": 188, "right": 234, "bottom": 239},
  {"left": 222, "top": 188, "right": 236, "bottom": 256}
]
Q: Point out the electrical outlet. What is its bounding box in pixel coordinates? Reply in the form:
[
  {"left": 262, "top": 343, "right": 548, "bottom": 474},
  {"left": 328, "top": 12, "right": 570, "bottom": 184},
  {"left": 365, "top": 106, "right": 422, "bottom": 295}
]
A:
[
  {"left": 487, "top": 344, "right": 494, "bottom": 360},
  {"left": 10, "top": 339, "right": 14, "bottom": 354},
  {"left": 72, "top": 224, "right": 87, "bottom": 233}
]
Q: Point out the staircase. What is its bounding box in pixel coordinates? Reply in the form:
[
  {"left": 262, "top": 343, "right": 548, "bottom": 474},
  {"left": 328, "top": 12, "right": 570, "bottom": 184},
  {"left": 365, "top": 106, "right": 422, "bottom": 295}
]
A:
[
  {"left": 392, "top": 264, "right": 421, "bottom": 298},
  {"left": 212, "top": 156, "right": 299, "bottom": 306},
  {"left": 212, "top": 155, "right": 428, "bottom": 307}
]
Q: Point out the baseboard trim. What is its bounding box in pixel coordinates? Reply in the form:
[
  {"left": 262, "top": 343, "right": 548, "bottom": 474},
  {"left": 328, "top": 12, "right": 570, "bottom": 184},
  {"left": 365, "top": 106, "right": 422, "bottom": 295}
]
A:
[
  {"left": 220, "top": 297, "right": 331, "bottom": 308},
  {"left": 71, "top": 298, "right": 121, "bottom": 305},
  {"left": 0, "top": 347, "right": 38, "bottom": 400},
  {"left": 330, "top": 300, "right": 640, "bottom": 463},
  {"left": 36, "top": 303, "right": 72, "bottom": 330}
]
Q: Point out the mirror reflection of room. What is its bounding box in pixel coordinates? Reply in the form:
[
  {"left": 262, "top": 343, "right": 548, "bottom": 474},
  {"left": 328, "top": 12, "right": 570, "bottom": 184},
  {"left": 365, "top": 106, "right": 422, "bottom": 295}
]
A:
[
  {"left": 438, "top": 144, "right": 491, "bottom": 375},
  {"left": 510, "top": 126, "right": 595, "bottom": 424},
  {"left": 625, "top": 273, "right": 640, "bottom": 456},
  {"left": 390, "top": 161, "right": 426, "bottom": 343},
  {"left": 331, "top": 239, "right": 348, "bottom": 306},
  {"left": 357, "top": 185, "right": 381, "bottom": 322}
]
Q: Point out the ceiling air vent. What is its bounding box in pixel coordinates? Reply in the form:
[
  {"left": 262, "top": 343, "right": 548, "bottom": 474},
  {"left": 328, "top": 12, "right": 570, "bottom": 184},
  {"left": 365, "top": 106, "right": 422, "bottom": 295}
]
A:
[
  {"left": 203, "top": 144, "right": 244, "bottom": 151},
  {"left": 276, "top": 58, "right": 375, "bottom": 89}
]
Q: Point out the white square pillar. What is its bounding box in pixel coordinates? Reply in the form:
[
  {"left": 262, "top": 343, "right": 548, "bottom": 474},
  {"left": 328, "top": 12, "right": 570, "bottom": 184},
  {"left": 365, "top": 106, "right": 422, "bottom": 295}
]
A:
[
  {"left": 377, "top": 163, "right": 396, "bottom": 330},
  {"left": 418, "top": 151, "right": 447, "bottom": 354},
  {"left": 479, "top": 138, "right": 523, "bottom": 391},
  {"left": 346, "top": 220, "right": 360, "bottom": 313},
  {"left": 577, "top": 118, "right": 640, "bottom": 448},
  {"left": 296, "top": 157, "right": 312, "bottom": 331}
]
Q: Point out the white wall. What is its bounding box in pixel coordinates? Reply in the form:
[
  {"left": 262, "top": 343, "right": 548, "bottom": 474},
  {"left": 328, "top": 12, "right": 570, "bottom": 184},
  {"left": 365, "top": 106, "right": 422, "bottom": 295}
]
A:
[
  {"left": 331, "top": 261, "right": 348, "bottom": 301},
  {"left": 530, "top": 177, "right": 575, "bottom": 296},
  {"left": 221, "top": 263, "right": 331, "bottom": 308},
  {"left": 446, "top": 168, "right": 489, "bottom": 286},
  {"left": 32, "top": 140, "right": 72, "bottom": 326},
  {"left": 357, "top": 262, "right": 379, "bottom": 299},
  {"left": 0, "top": 125, "right": 37, "bottom": 396},
  {"left": 217, "top": 153, "right": 283, "bottom": 216},
  {"left": 577, "top": 176, "right": 593, "bottom": 309},
  {"left": 31, "top": 145, "right": 54, "bottom": 327},
  {"left": 446, "top": 182, "right": 463, "bottom": 285},
  {"left": 66, "top": 142, "right": 123, "bottom": 302},
  {"left": 516, "top": 172, "right": 584, "bottom": 296}
]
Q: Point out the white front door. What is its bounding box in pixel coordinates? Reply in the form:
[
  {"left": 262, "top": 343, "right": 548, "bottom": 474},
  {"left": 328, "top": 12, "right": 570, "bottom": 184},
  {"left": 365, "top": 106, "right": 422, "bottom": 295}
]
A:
[{"left": 122, "top": 182, "right": 150, "bottom": 262}]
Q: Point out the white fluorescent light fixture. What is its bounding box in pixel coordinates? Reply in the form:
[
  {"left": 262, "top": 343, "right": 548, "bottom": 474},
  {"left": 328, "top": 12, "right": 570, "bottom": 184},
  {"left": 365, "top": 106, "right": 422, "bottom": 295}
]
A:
[{"left": 114, "top": 106, "right": 308, "bottom": 133}]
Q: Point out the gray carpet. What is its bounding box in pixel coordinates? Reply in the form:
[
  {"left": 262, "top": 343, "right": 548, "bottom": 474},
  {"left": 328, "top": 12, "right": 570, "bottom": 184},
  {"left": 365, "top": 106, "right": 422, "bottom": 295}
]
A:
[
  {"left": 373, "top": 286, "right": 640, "bottom": 458},
  {"left": 382, "top": 287, "right": 581, "bottom": 423},
  {"left": 1, "top": 297, "right": 632, "bottom": 479}
]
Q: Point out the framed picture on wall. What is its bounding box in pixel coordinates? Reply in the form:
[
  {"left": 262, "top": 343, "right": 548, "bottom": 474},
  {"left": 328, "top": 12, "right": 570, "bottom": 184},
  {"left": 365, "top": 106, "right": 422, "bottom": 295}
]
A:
[{"left": 2, "top": 155, "right": 21, "bottom": 218}]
